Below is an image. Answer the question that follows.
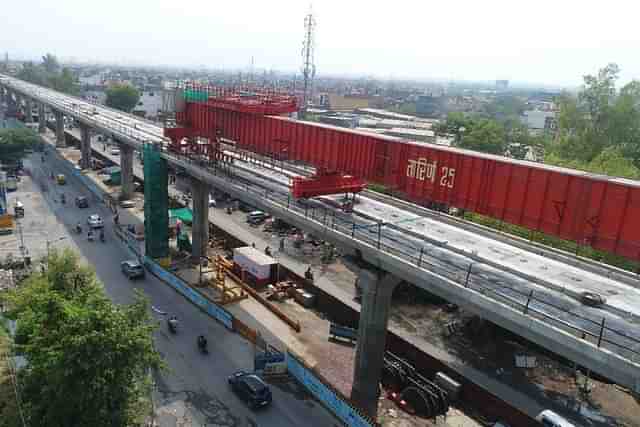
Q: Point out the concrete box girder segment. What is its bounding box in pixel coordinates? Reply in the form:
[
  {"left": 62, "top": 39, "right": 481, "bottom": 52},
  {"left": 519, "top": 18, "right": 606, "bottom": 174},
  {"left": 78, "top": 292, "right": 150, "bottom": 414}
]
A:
[{"left": 351, "top": 269, "right": 401, "bottom": 418}]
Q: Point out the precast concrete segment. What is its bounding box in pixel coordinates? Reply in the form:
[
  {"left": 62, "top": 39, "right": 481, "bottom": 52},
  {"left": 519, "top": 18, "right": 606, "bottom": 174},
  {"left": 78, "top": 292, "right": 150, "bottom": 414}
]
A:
[
  {"left": 190, "top": 177, "right": 210, "bottom": 262},
  {"left": 120, "top": 143, "right": 134, "bottom": 200},
  {"left": 80, "top": 124, "right": 91, "bottom": 169},
  {"left": 54, "top": 110, "right": 65, "bottom": 147},
  {"left": 351, "top": 269, "right": 401, "bottom": 418},
  {"left": 38, "top": 103, "right": 46, "bottom": 133}
]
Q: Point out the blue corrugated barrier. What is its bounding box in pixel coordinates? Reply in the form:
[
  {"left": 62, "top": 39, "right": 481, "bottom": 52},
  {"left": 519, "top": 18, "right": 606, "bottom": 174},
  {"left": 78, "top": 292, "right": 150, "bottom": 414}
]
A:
[
  {"left": 144, "top": 257, "right": 233, "bottom": 330},
  {"left": 286, "top": 352, "right": 376, "bottom": 427}
]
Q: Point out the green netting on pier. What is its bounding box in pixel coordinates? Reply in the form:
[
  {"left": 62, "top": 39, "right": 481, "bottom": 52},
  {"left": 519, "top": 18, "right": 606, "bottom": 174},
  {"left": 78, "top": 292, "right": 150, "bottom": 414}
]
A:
[
  {"left": 144, "top": 144, "right": 169, "bottom": 259},
  {"left": 184, "top": 89, "right": 208, "bottom": 102}
]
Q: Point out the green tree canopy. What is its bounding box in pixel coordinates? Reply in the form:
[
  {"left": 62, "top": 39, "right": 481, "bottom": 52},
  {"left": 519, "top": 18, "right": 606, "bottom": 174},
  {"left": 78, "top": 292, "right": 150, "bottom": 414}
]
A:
[
  {"left": 16, "top": 54, "right": 77, "bottom": 95},
  {"left": 105, "top": 84, "right": 140, "bottom": 113},
  {"left": 41, "top": 53, "right": 60, "bottom": 74},
  {"left": 458, "top": 119, "right": 506, "bottom": 155},
  {"left": 1, "top": 249, "right": 161, "bottom": 426},
  {"left": 0, "top": 128, "right": 39, "bottom": 164}
]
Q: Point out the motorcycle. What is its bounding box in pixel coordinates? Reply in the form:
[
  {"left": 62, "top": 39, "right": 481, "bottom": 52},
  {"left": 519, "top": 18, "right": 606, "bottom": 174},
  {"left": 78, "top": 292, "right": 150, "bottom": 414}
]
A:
[
  {"left": 99, "top": 231, "right": 105, "bottom": 243},
  {"left": 87, "top": 231, "right": 95, "bottom": 242},
  {"left": 197, "top": 336, "right": 208, "bottom": 354},
  {"left": 167, "top": 317, "right": 178, "bottom": 334}
]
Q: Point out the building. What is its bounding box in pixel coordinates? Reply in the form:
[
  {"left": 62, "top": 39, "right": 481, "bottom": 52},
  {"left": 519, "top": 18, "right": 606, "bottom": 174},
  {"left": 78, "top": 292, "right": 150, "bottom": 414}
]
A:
[
  {"left": 416, "top": 94, "right": 444, "bottom": 118},
  {"left": 327, "top": 94, "right": 375, "bottom": 111},
  {"left": 521, "top": 110, "right": 557, "bottom": 135},
  {"left": 132, "top": 90, "right": 163, "bottom": 120}
]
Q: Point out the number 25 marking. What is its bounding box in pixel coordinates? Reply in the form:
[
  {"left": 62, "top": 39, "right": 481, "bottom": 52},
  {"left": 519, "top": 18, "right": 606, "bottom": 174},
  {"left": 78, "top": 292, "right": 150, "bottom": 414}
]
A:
[{"left": 440, "top": 167, "right": 455, "bottom": 188}]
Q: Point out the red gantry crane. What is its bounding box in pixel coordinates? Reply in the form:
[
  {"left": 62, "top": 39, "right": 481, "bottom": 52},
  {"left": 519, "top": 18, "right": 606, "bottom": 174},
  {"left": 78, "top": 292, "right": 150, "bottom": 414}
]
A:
[{"left": 165, "top": 83, "right": 640, "bottom": 261}]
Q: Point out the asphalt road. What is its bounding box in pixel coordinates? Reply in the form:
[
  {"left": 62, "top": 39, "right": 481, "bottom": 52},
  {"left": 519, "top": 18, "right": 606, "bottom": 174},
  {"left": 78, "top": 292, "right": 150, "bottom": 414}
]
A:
[{"left": 21, "top": 151, "right": 340, "bottom": 427}]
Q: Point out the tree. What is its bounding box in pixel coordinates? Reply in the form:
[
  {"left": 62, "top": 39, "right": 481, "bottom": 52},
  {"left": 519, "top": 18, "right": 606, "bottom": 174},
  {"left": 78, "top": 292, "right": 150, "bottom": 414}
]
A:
[
  {"left": 0, "top": 128, "right": 40, "bottom": 164},
  {"left": 458, "top": 119, "right": 506, "bottom": 155},
  {"left": 105, "top": 84, "right": 140, "bottom": 113},
  {"left": 1, "top": 249, "right": 161, "bottom": 427},
  {"left": 41, "top": 53, "right": 60, "bottom": 74},
  {"left": 49, "top": 67, "right": 78, "bottom": 95},
  {"left": 17, "top": 61, "right": 47, "bottom": 86}
]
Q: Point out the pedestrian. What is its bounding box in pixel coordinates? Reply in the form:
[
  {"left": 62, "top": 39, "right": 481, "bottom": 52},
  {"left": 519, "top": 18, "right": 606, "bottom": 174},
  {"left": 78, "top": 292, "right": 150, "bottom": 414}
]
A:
[{"left": 251, "top": 242, "right": 256, "bottom": 249}]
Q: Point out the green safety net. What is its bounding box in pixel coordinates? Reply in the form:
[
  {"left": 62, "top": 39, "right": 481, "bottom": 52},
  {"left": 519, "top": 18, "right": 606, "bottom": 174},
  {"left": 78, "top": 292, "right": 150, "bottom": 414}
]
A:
[
  {"left": 169, "top": 208, "right": 193, "bottom": 225},
  {"left": 143, "top": 144, "right": 169, "bottom": 259},
  {"left": 183, "top": 89, "right": 208, "bottom": 102}
]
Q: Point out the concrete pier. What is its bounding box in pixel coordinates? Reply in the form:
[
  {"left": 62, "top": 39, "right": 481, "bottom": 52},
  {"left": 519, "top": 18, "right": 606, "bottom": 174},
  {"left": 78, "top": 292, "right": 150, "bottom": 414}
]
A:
[
  {"left": 120, "top": 143, "right": 134, "bottom": 200},
  {"left": 351, "top": 269, "right": 400, "bottom": 418},
  {"left": 190, "top": 177, "right": 210, "bottom": 263}
]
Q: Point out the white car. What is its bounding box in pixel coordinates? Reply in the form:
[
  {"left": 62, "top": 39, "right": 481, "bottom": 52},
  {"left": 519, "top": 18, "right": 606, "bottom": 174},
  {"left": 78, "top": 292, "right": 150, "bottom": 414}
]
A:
[
  {"left": 110, "top": 147, "right": 120, "bottom": 156},
  {"left": 87, "top": 214, "right": 104, "bottom": 229}
]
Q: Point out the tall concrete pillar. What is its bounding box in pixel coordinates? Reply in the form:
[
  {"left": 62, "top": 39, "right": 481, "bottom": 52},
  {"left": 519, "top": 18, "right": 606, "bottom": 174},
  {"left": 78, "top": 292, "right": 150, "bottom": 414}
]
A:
[
  {"left": 80, "top": 124, "right": 92, "bottom": 169},
  {"left": 351, "top": 269, "right": 401, "bottom": 418},
  {"left": 120, "top": 143, "right": 134, "bottom": 200},
  {"left": 38, "top": 103, "right": 46, "bottom": 133},
  {"left": 54, "top": 110, "right": 65, "bottom": 147},
  {"left": 25, "top": 98, "right": 33, "bottom": 123},
  {"left": 190, "top": 177, "right": 210, "bottom": 262},
  {"left": 6, "top": 91, "right": 16, "bottom": 117}
]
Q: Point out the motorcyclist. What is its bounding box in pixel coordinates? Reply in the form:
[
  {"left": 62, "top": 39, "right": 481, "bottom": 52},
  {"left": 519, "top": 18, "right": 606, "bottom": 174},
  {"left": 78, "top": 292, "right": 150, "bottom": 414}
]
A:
[
  {"left": 99, "top": 229, "right": 105, "bottom": 242},
  {"left": 304, "top": 267, "right": 314, "bottom": 282},
  {"left": 60, "top": 193, "right": 65, "bottom": 204},
  {"left": 87, "top": 230, "right": 94, "bottom": 240},
  {"left": 264, "top": 246, "right": 272, "bottom": 257},
  {"left": 168, "top": 316, "right": 178, "bottom": 331},
  {"left": 76, "top": 223, "right": 82, "bottom": 234},
  {"left": 197, "top": 335, "right": 207, "bottom": 350}
]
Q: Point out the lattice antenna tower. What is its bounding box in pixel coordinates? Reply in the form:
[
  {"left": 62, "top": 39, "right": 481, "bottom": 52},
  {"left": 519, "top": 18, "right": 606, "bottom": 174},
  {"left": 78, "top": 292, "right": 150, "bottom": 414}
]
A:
[{"left": 301, "top": 6, "right": 316, "bottom": 117}]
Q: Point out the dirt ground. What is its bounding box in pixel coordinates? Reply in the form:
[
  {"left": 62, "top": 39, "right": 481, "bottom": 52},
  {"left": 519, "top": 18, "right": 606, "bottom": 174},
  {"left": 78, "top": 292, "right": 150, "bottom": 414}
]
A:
[{"left": 388, "top": 286, "right": 640, "bottom": 427}]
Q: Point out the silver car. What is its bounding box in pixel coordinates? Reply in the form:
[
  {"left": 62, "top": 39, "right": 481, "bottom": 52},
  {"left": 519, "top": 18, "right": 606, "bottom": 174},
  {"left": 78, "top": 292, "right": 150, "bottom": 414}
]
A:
[{"left": 87, "top": 214, "right": 104, "bottom": 229}]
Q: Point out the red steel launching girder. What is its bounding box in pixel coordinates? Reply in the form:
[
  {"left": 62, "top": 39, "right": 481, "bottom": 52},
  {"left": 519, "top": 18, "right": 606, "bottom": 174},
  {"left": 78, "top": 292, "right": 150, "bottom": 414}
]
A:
[
  {"left": 292, "top": 174, "right": 367, "bottom": 199},
  {"left": 167, "top": 87, "right": 640, "bottom": 260}
]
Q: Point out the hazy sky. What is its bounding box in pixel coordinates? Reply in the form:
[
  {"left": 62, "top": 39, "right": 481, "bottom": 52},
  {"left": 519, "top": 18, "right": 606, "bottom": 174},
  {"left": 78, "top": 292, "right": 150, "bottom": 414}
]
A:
[{"left": 2, "top": 0, "right": 639, "bottom": 86}]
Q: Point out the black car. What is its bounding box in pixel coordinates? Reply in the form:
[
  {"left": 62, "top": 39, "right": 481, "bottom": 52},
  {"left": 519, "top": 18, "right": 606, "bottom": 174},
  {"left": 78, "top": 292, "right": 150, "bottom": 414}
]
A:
[
  {"left": 228, "top": 371, "right": 272, "bottom": 409},
  {"left": 121, "top": 260, "right": 145, "bottom": 279},
  {"left": 75, "top": 196, "right": 89, "bottom": 208}
]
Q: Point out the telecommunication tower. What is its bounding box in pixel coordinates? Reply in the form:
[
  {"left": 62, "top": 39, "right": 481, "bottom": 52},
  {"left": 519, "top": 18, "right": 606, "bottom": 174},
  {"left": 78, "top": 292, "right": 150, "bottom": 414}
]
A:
[{"left": 301, "top": 7, "right": 316, "bottom": 118}]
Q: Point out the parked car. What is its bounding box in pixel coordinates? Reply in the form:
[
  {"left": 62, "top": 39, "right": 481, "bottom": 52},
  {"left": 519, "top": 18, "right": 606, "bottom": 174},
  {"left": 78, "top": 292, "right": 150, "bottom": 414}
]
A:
[
  {"left": 87, "top": 214, "right": 104, "bottom": 228},
  {"left": 121, "top": 260, "right": 145, "bottom": 279},
  {"left": 580, "top": 292, "right": 606, "bottom": 307},
  {"left": 75, "top": 196, "right": 89, "bottom": 208},
  {"left": 228, "top": 371, "right": 272, "bottom": 409},
  {"left": 535, "top": 410, "right": 576, "bottom": 427}
]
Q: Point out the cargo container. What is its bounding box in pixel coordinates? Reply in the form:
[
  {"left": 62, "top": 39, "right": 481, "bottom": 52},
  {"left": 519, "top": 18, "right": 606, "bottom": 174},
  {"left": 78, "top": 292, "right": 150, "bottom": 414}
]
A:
[{"left": 233, "top": 246, "right": 277, "bottom": 287}]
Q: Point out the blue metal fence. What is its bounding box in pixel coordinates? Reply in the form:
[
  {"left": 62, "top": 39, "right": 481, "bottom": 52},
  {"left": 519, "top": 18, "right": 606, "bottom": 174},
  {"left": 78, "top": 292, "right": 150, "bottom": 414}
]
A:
[
  {"left": 286, "top": 352, "right": 376, "bottom": 427},
  {"left": 144, "top": 257, "right": 233, "bottom": 330}
]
